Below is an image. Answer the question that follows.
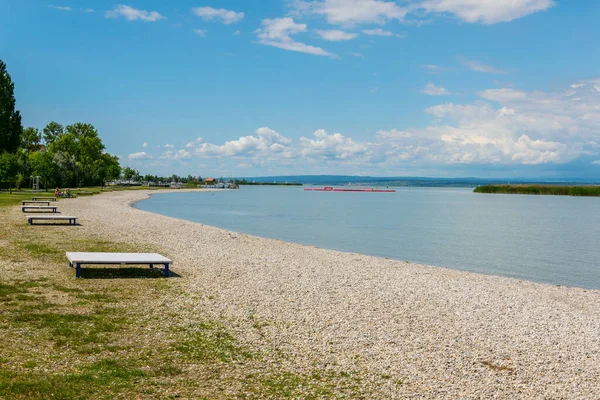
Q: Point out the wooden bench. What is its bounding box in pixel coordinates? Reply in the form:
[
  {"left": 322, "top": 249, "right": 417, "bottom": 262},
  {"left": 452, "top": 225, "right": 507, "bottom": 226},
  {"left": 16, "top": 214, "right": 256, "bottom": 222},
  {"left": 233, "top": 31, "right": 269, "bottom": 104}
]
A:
[
  {"left": 66, "top": 252, "right": 172, "bottom": 278},
  {"left": 77, "top": 191, "right": 94, "bottom": 196},
  {"left": 28, "top": 215, "right": 77, "bottom": 225},
  {"left": 22, "top": 200, "right": 51, "bottom": 206},
  {"left": 32, "top": 197, "right": 56, "bottom": 201},
  {"left": 21, "top": 205, "right": 57, "bottom": 213}
]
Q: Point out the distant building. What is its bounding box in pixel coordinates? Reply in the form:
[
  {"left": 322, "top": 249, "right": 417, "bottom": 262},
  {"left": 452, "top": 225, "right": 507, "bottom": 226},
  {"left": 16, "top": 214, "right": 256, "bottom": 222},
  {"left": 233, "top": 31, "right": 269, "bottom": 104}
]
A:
[{"left": 204, "top": 178, "right": 216, "bottom": 185}]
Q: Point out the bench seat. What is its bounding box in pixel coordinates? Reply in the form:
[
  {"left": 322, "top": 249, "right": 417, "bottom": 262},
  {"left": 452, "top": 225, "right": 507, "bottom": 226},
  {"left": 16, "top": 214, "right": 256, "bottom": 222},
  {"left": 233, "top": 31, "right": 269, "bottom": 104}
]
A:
[
  {"left": 32, "top": 197, "right": 56, "bottom": 201},
  {"left": 22, "top": 200, "right": 51, "bottom": 206},
  {"left": 22, "top": 205, "right": 57, "bottom": 213},
  {"left": 28, "top": 215, "right": 77, "bottom": 225},
  {"left": 66, "top": 252, "right": 172, "bottom": 278}
]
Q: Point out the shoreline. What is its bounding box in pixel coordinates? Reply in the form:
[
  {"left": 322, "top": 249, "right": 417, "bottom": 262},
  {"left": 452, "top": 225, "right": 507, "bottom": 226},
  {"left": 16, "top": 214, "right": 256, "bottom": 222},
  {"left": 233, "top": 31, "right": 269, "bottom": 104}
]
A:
[{"left": 57, "top": 190, "right": 600, "bottom": 398}]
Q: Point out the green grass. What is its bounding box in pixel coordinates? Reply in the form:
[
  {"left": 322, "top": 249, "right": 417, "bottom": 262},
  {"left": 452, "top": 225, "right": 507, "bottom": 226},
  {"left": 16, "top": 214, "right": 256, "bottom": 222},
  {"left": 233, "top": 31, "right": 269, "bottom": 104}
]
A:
[
  {"left": 474, "top": 184, "right": 600, "bottom": 196},
  {"left": 0, "top": 359, "right": 145, "bottom": 399}
]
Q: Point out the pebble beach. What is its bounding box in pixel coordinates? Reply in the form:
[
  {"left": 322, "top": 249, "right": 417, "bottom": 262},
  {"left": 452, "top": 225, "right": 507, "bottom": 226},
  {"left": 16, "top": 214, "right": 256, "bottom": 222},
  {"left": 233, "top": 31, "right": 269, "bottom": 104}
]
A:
[{"left": 59, "top": 189, "right": 600, "bottom": 399}]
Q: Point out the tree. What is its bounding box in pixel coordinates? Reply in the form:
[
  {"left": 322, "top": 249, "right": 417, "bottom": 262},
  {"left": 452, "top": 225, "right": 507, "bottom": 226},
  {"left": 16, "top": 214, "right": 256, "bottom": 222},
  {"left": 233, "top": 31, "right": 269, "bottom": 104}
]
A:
[
  {"left": 21, "top": 127, "right": 42, "bottom": 152},
  {"left": 29, "top": 150, "right": 58, "bottom": 190},
  {"left": 0, "top": 152, "right": 18, "bottom": 192},
  {"left": 0, "top": 60, "right": 22, "bottom": 154},
  {"left": 42, "top": 121, "right": 64, "bottom": 145},
  {"left": 122, "top": 167, "right": 139, "bottom": 181}
]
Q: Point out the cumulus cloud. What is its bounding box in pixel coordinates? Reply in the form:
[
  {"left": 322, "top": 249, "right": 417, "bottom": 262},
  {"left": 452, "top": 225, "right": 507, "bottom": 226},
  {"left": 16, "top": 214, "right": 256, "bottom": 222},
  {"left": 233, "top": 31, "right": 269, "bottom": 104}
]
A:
[
  {"left": 164, "top": 144, "right": 175, "bottom": 149},
  {"left": 105, "top": 5, "right": 165, "bottom": 22},
  {"left": 142, "top": 142, "right": 148, "bottom": 148},
  {"left": 459, "top": 57, "right": 506, "bottom": 74},
  {"left": 193, "top": 29, "right": 207, "bottom": 37},
  {"left": 128, "top": 152, "right": 152, "bottom": 160},
  {"left": 191, "top": 7, "right": 244, "bottom": 24},
  {"left": 256, "top": 18, "right": 334, "bottom": 57},
  {"left": 290, "top": 0, "right": 408, "bottom": 27},
  {"left": 421, "top": 82, "right": 450, "bottom": 96},
  {"left": 415, "top": 0, "right": 555, "bottom": 24},
  {"left": 289, "top": 0, "right": 553, "bottom": 27},
  {"left": 315, "top": 29, "right": 358, "bottom": 41},
  {"left": 160, "top": 79, "right": 600, "bottom": 170}
]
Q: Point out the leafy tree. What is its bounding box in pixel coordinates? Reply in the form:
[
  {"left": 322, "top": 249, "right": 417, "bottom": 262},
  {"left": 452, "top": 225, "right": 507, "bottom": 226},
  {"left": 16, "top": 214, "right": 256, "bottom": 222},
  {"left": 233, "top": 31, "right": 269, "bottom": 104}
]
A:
[
  {"left": 0, "top": 60, "right": 22, "bottom": 154},
  {"left": 21, "top": 127, "right": 42, "bottom": 152},
  {"left": 0, "top": 152, "right": 18, "bottom": 192},
  {"left": 42, "top": 121, "right": 64, "bottom": 145},
  {"left": 97, "top": 153, "right": 121, "bottom": 184},
  {"left": 122, "top": 166, "right": 139, "bottom": 181},
  {"left": 29, "top": 150, "right": 58, "bottom": 190}
]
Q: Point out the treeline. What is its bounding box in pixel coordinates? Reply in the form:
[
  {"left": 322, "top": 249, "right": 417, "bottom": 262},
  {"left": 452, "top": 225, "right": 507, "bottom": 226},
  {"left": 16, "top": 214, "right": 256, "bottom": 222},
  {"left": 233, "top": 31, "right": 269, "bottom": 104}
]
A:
[
  {"left": 0, "top": 60, "right": 120, "bottom": 191},
  {"left": 474, "top": 185, "right": 600, "bottom": 197}
]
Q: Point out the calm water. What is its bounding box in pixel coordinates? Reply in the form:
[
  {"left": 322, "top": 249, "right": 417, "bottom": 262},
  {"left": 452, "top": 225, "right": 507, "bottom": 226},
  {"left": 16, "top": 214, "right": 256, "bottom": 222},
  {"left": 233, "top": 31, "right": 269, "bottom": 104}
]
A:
[{"left": 135, "top": 186, "right": 600, "bottom": 290}]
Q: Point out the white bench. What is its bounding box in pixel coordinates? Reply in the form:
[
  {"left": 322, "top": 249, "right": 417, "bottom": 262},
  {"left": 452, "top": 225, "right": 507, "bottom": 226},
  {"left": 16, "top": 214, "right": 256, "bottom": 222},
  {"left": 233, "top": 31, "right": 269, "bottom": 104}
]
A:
[
  {"left": 22, "top": 200, "right": 51, "bottom": 206},
  {"left": 21, "top": 205, "right": 57, "bottom": 213},
  {"left": 66, "top": 252, "right": 172, "bottom": 278},
  {"left": 32, "top": 197, "right": 56, "bottom": 201},
  {"left": 28, "top": 215, "right": 77, "bottom": 225}
]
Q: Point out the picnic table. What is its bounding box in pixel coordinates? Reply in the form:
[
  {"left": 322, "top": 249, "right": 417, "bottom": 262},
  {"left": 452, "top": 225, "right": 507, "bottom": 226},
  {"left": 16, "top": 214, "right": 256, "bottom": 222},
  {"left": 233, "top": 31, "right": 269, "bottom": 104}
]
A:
[{"left": 31, "top": 197, "right": 56, "bottom": 201}]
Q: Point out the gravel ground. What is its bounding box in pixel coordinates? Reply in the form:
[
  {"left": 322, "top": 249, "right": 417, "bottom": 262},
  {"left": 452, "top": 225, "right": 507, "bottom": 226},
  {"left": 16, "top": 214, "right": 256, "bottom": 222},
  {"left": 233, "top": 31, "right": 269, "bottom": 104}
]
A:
[{"left": 58, "top": 190, "right": 599, "bottom": 399}]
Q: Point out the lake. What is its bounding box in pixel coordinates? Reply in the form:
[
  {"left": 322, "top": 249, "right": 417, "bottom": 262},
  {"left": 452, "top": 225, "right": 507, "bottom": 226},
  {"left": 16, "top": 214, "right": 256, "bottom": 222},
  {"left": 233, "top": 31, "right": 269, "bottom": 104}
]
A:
[{"left": 134, "top": 186, "right": 600, "bottom": 290}]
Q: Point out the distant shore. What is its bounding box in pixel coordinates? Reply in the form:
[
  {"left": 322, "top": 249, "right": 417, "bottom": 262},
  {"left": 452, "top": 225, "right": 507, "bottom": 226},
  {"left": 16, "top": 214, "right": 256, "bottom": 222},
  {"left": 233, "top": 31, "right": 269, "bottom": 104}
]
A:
[
  {"left": 57, "top": 190, "right": 600, "bottom": 399},
  {"left": 474, "top": 184, "right": 600, "bottom": 196}
]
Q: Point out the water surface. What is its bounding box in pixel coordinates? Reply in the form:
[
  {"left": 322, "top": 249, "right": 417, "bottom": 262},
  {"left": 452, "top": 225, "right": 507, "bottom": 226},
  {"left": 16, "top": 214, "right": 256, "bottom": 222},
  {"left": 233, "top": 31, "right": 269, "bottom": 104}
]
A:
[{"left": 135, "top": 186, "right": 600, "bottom": 289}]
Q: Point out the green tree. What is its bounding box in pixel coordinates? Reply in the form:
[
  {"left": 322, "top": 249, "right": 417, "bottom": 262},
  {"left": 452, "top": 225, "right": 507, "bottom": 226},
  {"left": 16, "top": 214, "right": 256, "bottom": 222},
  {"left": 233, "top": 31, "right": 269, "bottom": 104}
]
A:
[
  {"left": 0, "top": 60, "right": 22, "bottom": 154},
  {"left": 29, "top": 150, "right": 58, "bottom": 190},
  {"left": 97, "top": 153, "right": 121, "bottom": 185},
  {"left": 21, "top": 127, "right": 42, "bottom": 152},
  {"left": 122, "top": 166, "right": 139, "bottom": 181},
  {"left": 0, "top": 152, "right": 18, "bottom": 192},
  {"left": 42, "top": 121, "right": 64, "bottom": 145}
]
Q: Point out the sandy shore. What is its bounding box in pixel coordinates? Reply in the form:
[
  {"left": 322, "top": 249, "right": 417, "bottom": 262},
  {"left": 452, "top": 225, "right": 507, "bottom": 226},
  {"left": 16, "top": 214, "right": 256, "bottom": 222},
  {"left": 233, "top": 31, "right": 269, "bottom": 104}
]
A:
[{"left": 59, "top": 189, "right": 599, "bottom": 399}]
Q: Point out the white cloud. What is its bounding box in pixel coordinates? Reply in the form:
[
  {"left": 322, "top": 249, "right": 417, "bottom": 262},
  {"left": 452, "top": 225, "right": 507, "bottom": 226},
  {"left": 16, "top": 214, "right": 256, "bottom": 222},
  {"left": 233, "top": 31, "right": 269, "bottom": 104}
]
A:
[
  {"left": 82, "top": 8, "right": 94, "bottom": 13},
  {"left": 415, "top": 0, "right": 555, "bottom": 24},
  {"left": 128, "top": 152, "right": 152, "bottom": 160},
  {"left": 315, "top": 29, "right": 358, "bottom": 41},
  {"left": 193, "top": 29, "right": 207, "bottom": 37},
  {"left": 191, "top": 7, "right": 244, "bottom": 24},
  {"left": 421, "top": 82, "right": 450, "bottom": 96},
  {"left": 422, "top": 64, "right": 447, "bottom": 74},
  {"left": 186, "top": 137, "right": 204, "bottom": 148},
  {"left": 594, "top": 85, "right": 600, "bottom": 93},
  {"left": 164, "top": 144, "right": 175, "bottom": 149},
  {"left": 592, "top": 160, "right": 600, "bottom": 165},
  {"left": 362, "top": 28, "right": 402, "bottom": 37},
  {"left": 49, "top": 6, "right": 72, "bottom": 11},
  {"left": 158, "top": 79, "right": 600, "bottom": 170},
  {"left": 256, "top": 18, "right": 334, "bottom": 57},
  {"left": 459, "top": 57, "right": 506, "bottom": 74},
  {"left": 142, "top": 142, "right": 148, "bottom": 148},
  {"left": 290, "top": 0, "right": 552, "bottom": 27},
  {"left": 105, "top": 5, "right": 165, "bottom": 22},
  {"left": 233, "top": 30, "right": 241, "bottom": 35},
  {"left": 290, "top": 0, "right": 408, "bottom": 27}
]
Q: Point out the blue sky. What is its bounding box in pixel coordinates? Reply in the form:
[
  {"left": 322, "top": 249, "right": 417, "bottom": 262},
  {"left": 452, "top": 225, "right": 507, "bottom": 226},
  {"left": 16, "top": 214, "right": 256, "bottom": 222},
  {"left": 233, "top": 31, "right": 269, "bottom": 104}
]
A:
[{"left": 2, "top": 0, "right": 600, "bottom": 178}]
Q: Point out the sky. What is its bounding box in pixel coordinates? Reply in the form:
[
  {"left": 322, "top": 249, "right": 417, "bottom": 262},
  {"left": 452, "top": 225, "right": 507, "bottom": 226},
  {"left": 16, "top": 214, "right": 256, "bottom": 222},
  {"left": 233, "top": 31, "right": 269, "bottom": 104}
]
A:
[{"left": 2, "top": 0, "right": 600, "bottom": 179}]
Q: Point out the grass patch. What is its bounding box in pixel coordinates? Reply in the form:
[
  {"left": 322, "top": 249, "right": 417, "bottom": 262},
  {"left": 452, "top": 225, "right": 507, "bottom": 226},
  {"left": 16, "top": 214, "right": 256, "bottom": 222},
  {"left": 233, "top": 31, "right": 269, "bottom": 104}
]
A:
[{"left": 0, "top": 359, "right": 145, "bottom": 399}]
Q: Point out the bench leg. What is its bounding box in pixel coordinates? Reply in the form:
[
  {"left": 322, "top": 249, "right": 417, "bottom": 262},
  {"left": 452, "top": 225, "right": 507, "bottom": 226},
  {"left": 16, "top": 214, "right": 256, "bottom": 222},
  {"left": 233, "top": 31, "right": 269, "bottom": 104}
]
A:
[
  {"left": 76, "top": 263, "right": 81, "bottom": 278},
  {"left": 164, "top": 263, "right": 170, "bottom": 278}
]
